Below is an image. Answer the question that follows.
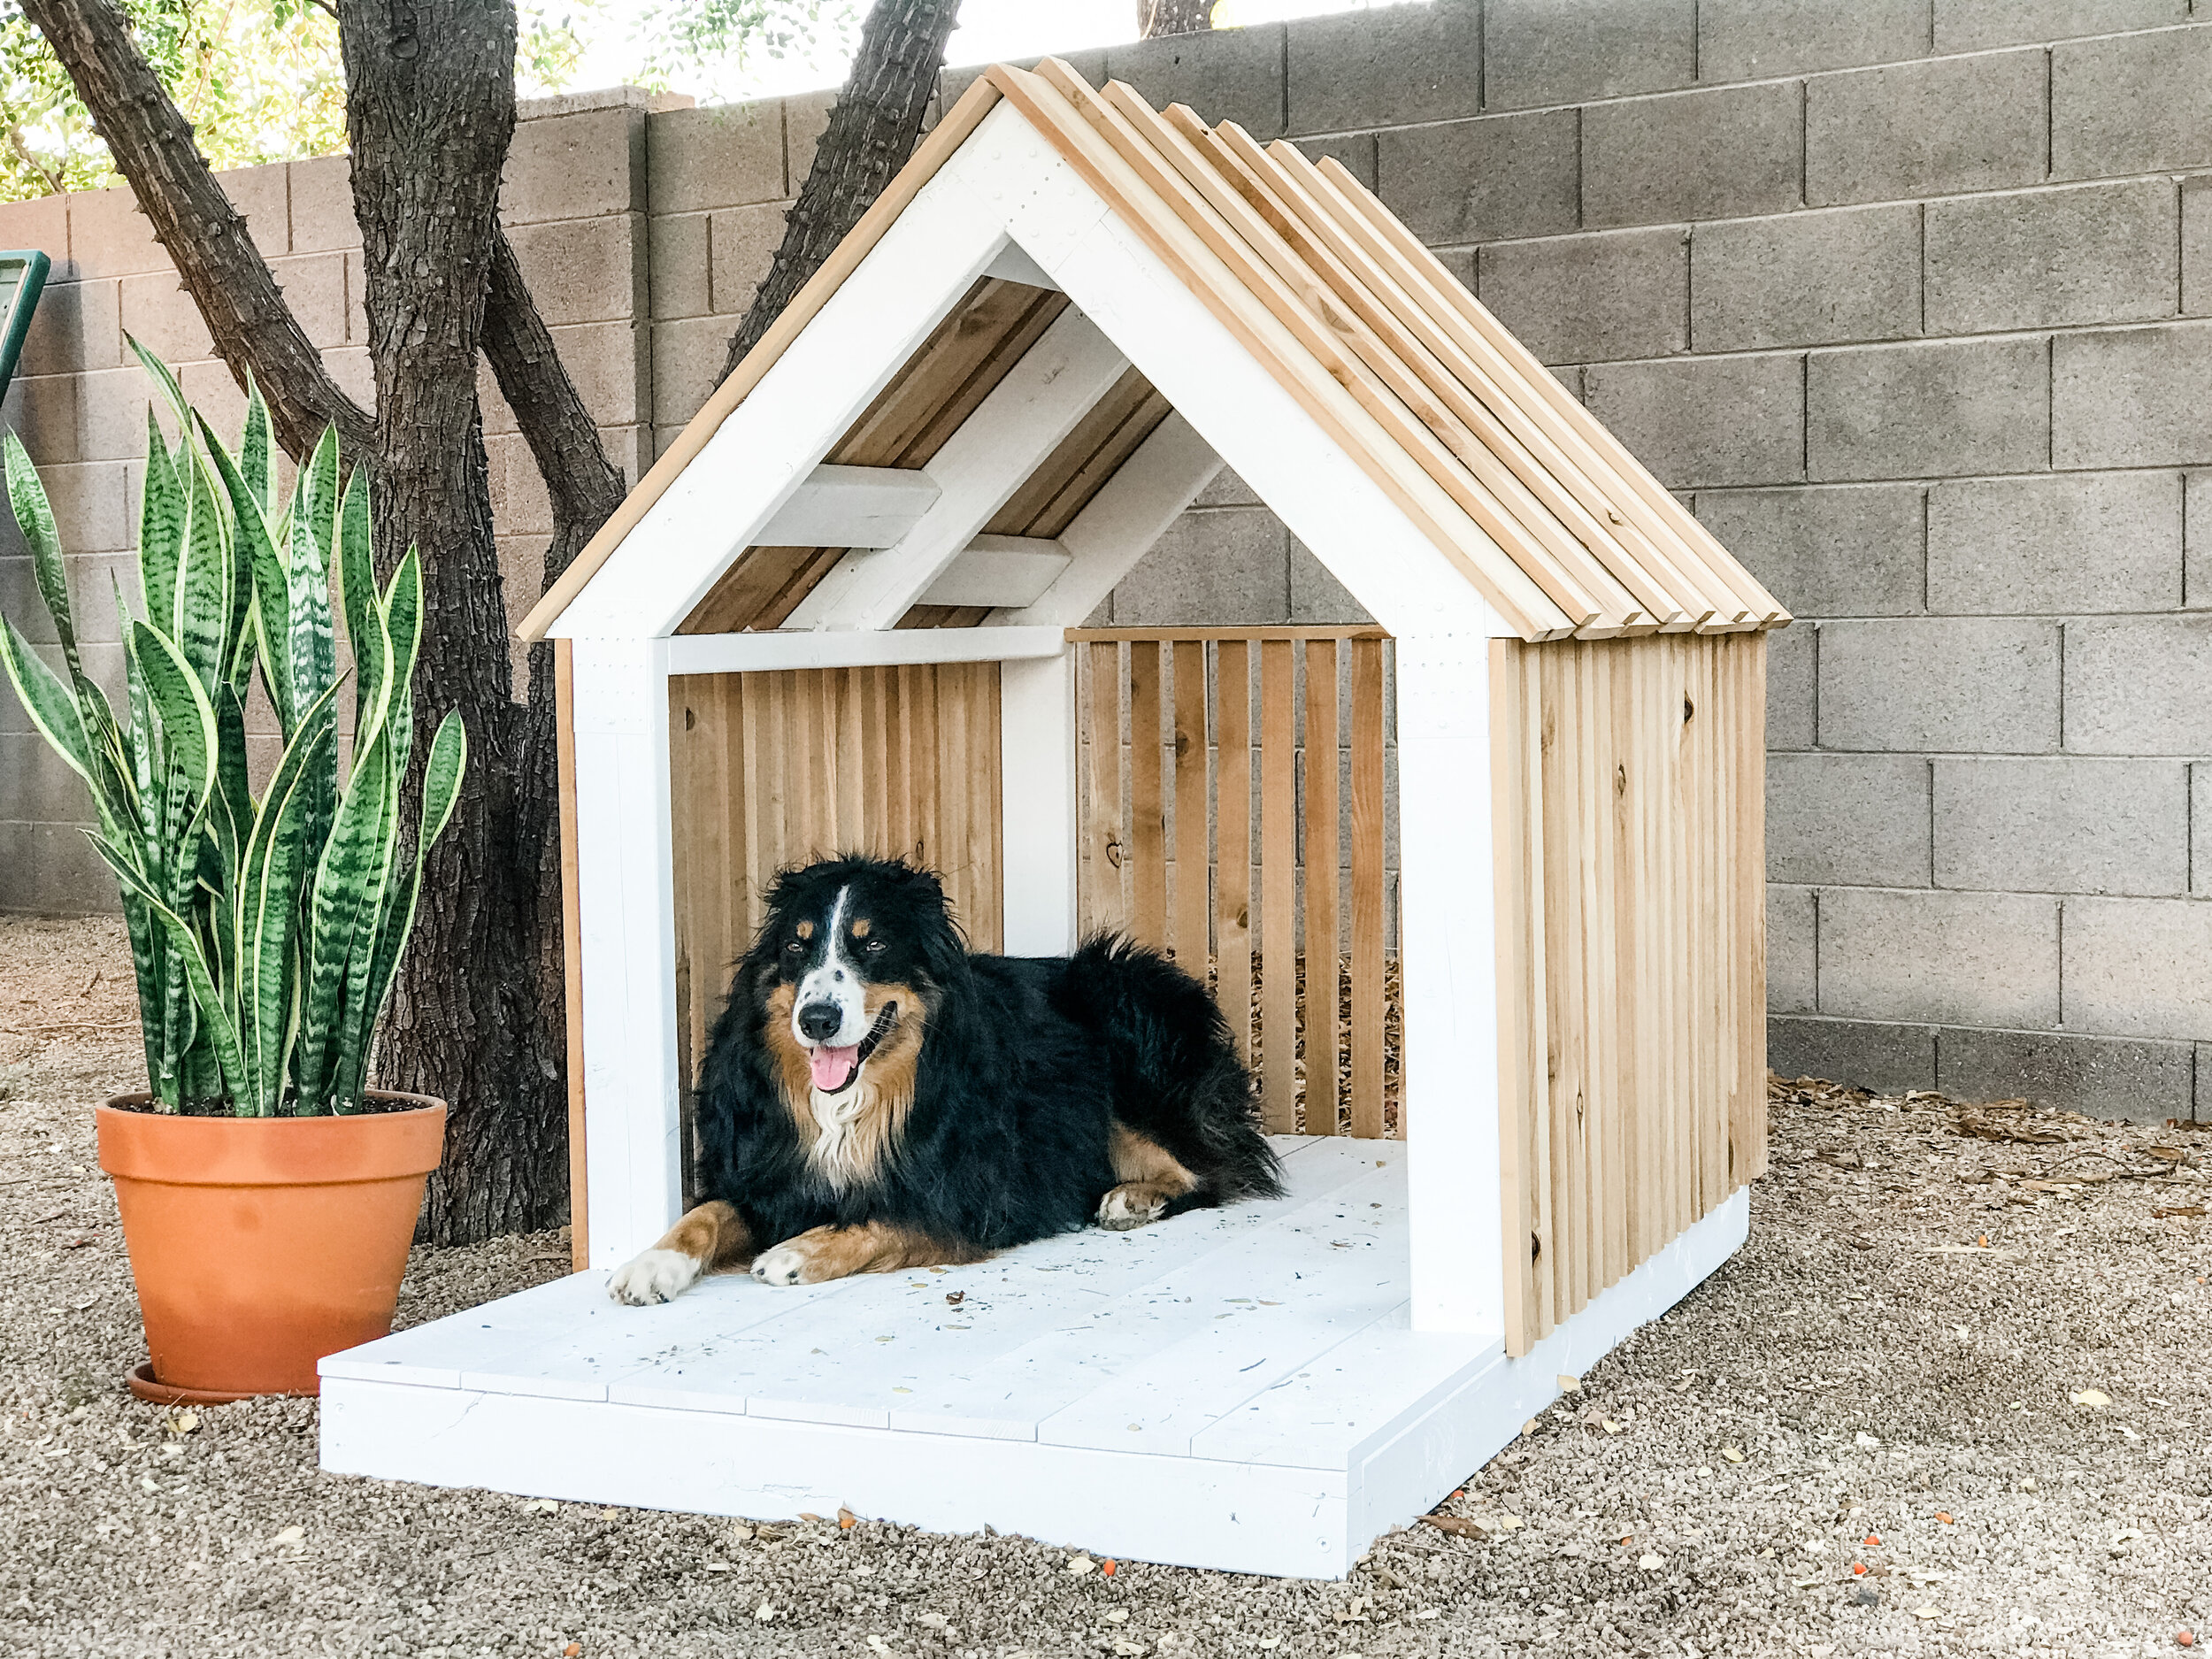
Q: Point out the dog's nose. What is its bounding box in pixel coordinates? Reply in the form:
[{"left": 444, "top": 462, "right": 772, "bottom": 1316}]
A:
[{"left": 796, "top": 1002, "right": 844, "bottom": 1042}]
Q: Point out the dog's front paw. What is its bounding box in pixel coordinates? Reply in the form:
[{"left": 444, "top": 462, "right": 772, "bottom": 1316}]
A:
[
  {"left": 607, "top": 1248, "right": 703, "bottom": 1305},
  {"left": 1097, "top": 1182, "right": 1171, "bottom": 1231},
  {"left": 749, "top": 1240, "right": 817, "bottom": 1286}
]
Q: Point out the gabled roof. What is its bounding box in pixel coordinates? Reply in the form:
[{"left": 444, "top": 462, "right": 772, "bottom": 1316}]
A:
[{"left": 520, "top": 61, "right": 1788, "bottom": 644}]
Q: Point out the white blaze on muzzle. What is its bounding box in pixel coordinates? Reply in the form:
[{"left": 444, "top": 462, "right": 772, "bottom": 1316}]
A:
[{"left": 794, "top": 887, "right": 872, "bottom": 1093}]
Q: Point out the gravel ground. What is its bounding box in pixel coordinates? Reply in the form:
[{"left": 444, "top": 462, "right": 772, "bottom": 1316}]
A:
[{"left": 2, "top": 912, "right": 2209, "bottom": 1658}]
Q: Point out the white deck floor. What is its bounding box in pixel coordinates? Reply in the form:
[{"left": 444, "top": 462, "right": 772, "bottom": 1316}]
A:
[{"left": 320, "top": 1137, "right": 1747, "bottom": 1578}]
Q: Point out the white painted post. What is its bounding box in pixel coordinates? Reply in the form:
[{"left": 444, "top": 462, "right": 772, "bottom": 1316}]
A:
[
  {"left": 998, "top": 646, "right": 1079, "bottom": 957},
  {"left": 1395, "top": 630, "right": 1505, "bottom": 1336},
  {"left": 569, "top": 636, "right": 684, "bottom": 1268}
]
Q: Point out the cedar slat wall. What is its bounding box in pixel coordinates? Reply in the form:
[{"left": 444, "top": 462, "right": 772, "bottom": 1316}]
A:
[
  {"left": 1491, "top": 631, "right": 1769, "bottom": 1358},
  {"left": 667, "top": 662, "right": 1003, "bottom": 1193},
  {"left": 1076, "top": 627, "right": 1397, "bottom": 1138}
]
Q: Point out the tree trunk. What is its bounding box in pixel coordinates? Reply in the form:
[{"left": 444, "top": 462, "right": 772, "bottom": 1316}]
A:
[
  {"left": 1139, "top": 0, "right": 1214, "bottom": 38},
  {"left": 337, "top": 0, "right": 560, "bottom": 1240},
  {"left": 722, "top": 0, "right": 964, "bottom": 380}
]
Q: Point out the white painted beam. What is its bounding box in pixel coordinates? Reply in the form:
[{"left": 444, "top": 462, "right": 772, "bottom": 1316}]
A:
[
  {"left": 999, "top": 648, "right": 1078, "bottom": 956},
  {"left": 783, "top": 303, "right": 1132, "bottom": 633},
  {"left": 991, "top": 412, "right": 1222, "bottom": 628},
  {"left": 919, "top": 534, "right": 1072, "bottom": 608},
  {"left": 664, "top": 624, "right": 1064, "bottom": 677},
  {"left": 754, "top": 464, "right": 941, "bottom": 550},
  {"left": 982, "top": 240, "right": 1059, "bottom": 290}
]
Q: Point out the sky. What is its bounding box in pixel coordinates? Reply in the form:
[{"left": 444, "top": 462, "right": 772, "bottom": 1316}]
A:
[{"left": 541, "top": 0, "right": 1412, "bottom": 106}]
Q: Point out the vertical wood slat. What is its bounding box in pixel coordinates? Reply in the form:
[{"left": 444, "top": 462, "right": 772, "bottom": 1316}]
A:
[
  {"left": 1348, "top": 637, "right": 1386, "bottom": 1138},
  {"left": 1129, "top": 642, "right": 1167, "bottom": 949},
  {"left": 1489, "top": 641, "right": 1533, "bottom": 1352},
  {"left": 1171, "top": 641, "right": 1212, "bottom": 972},
  {"left": 1257, "top": 641, "right": 1299, "bottom": 1134},
  {"left": 1082, "top": 642, "right": 1125, "bottom": 937},
  {"left": 1216, "top": 641, "right": 1255, "bottom": 1069},
  {"left": 1302, "top": 639, "right": 1341, "bottom": 1134},
  {"left": 556, "top": 640, "right": 590, "bottom": 1271}
]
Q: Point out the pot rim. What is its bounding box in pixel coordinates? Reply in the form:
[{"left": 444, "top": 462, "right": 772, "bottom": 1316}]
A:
[{"left": 99, "top": 1087, "right": 448, "bottom": 1118}]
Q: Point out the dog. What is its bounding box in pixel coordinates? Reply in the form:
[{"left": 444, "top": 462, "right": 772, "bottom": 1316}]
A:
[{"left": 607, "top": 855, "right": 1283, "bottom": 1304}]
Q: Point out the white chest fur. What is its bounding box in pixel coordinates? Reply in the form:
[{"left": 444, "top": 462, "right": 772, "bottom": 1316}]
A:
[{"left": 806, "top": 1086, "right": 869, "bottom": 1189}]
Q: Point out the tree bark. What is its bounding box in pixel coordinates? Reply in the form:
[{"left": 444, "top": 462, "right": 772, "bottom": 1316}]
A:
[
  {"left": 17, "top": 0, "right": 373, "bottom": 460},
  {"left": 721, "top": 0, "right": 963, "bottom": 380},
  {"left": 1138, "top": 0, "right": 1214, "bottom": 38}
]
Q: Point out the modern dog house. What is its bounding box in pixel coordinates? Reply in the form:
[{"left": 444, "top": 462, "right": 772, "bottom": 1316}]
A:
[{"left": 319, "top": 61, "right": 1788, "bottom": 1577}]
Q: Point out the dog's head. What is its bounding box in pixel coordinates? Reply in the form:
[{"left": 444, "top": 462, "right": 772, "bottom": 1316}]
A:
[{"left": 752, "top": 856, "right": 961, "bottom": 1097}]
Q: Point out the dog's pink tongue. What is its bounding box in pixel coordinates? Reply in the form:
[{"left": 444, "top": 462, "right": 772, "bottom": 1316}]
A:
[{"left": 809, "top": 1044, "right": 860, "bottom": 1091}]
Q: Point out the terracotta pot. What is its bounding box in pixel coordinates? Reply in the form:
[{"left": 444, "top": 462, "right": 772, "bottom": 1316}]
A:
[{"left": 96, "top": 1092, "right": 446, "bottom": 1399}]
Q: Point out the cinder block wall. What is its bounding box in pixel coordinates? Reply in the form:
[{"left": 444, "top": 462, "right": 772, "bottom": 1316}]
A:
[{"left": 6, "top": 4, "right": 2211, "bottom": 1121}]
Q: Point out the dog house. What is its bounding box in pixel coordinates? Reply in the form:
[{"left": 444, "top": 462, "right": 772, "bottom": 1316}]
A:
[{"left": 318, "top": 61, "right": 1787, "bottom": 1578}]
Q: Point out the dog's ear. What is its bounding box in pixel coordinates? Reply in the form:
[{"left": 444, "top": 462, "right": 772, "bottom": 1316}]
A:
[{"left": 903, "top": 863, "right": 948, "bottom": 907}]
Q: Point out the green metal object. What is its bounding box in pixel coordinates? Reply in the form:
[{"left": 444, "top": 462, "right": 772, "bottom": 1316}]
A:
[{"left": 0, "top": 250, "right": 50, "bottom": 405}]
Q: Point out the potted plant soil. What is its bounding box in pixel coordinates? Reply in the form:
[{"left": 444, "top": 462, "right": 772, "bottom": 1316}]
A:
[{"left": 0, "top": 347, "right": 466, "bottom": 1402}]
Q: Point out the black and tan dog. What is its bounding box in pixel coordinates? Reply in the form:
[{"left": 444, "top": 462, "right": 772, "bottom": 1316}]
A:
[{"left": 607, "top": 855, "right": 1283, "bottom": 1302}]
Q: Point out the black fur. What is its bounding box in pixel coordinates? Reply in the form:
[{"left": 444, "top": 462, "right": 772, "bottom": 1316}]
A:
[{"left": 695, "top": 855, "right": 1283, "bottom": 1259}]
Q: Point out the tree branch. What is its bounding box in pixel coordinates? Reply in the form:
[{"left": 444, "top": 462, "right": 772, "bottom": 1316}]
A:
[
  {"left": 19, "top": 0, "right": 372, "bottom": 459},
  {"left": 720, "top": 0, "right": 963, "bottom": 381},
  {"left": 480, "top": 226, "right": 626, "bottom": 591}
]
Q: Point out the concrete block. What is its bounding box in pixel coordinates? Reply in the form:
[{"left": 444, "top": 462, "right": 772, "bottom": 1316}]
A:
[
  {"left": 2193, "top": 764, "right": 2212, "bottom": 897},
  {"left": 175, "top": 360, "right": 247, "bottom": 447},
  {"left": 325, "top": 348, "right": 374, "bottom": 417},
  {"left": 652, "top": 315, "right": 733, "bottom": 430},
  {"left": 1820, "top": 886, "right": 2059, "bottom": 1028},
  {"left": 1768, "top": 752, "right": 1931, "bottom": 887},
  {"left": 1767, "top": 616, "right": 1816, "bottom": 748},
  {"left": 2052, "top": 27, "right": 2212, "bottom": 179},
  {"left": 343, "top": 251, "right": 368, "bottom": 346},
  {"left": 287, "top": 155, "right": 359, "bottom": 253},
  {"left": 0, "top": 820, "right": 120, "bottom": 915},
  {"left": 19, "top": 279, "right": 120, "bottom": 379},
  {"left": 1767, "top": 1015, "right": 1936, "bottom": 1094},
  {"left": 0, "top": 195, "right": 67, "bottom": 266},
  {"left": 1694, "top": 484, "right": 1923, "bottom": 617},
  {"left": 489, "top": 432, "right": 552, "bottom": 539},
  {"left": 710, "top": 202, "right": 787, "bottom": 315},
  {"left": 1935, "top": 0, "right": 2180, "bottom": 51},
  {"left": 647, "top": 102, "right": 786, "bottom": 214},
  {"left": 541, "top": 320, "right": 647, "bottom": 429},
  {"left": 1935, "top": 757, "right": 2185, "bottom": 898},
  {"left": 1583, "top": 82, "right": 1804, "bottom": 230},
  {"left": 1937, "top": 1026, "right": 2192, "bottom": 1122},
  {"left": 1819, "top": 617, "right": 2060, "bottom": 752},
  {"left": 1927, "top": 472, "right": 2181, "bottom": 614},
  {"left": 1193, "top": 468, "right": 1259, "bottom": 509},
  {"left": 2054, "top": 322, "right": 2212, "bottom": 471},
  {"left": 2182, "top": 176, "right": 2212, "bottom": 317},
  {"left": 1806, "top": 50, "right": 2047, "bottom": 207},
  {"left": 1285, "top": 5, "right": 1480, "bottom": 134},
  {"left": 1107, "top": 24, "right": 1287, "bottom": 141},
  {"left": 1292, "top": 133, "right": 1377, "bottom": 192},
  {"left": 1808, "top": 337, "right": 2049, "bottom": 483},
  {"left": 28, "top": 464, "right": 131, "bottom": 557},
  {"left": 1377, "top": 110, "right": 1577, "bottom": 247},
  {"left": 1288, "top": 534, "right": 1373, "bottom": 625},
  {"left": 63, "top": 187, "right": 166, "bottom": 279},
  {"left": 72, "top": 368, "right": 154, "bottom": 465},
  {"left": 785, "top": 90, "right": 838, "bottom": 193},
  {"left": 1700, "top": 0, "right": 1929, "bottom": 81},
  {"left": 0, "top": 729, "right": 92, "bottom": 824},
  {"left": 2064, "top": 895, "right": 2212, "bottom": 1039},
  {"left": 1484, "top": 0, "right": 1697, "bottom": 111},
  {"left": 211, "top": 163, "right": 288, "bottom": 259},
  {"left": 941, "top": 51, "right": 1108, "bottom": 115},
  {"left": 1768, "top": 885, "right": 1816, "bottom": 1013},
  {"left": 2064, "top": 616, "right": 2212, "bottom": 755},
  {"left": 649, "top": 212, "right": 711, "bottom": 321},
  {"left": 1476, "top": 227, "right": 1687, "bottom": 365},
  {"left": 117, "top": 273, "right": 211, "bottom": 368},
  {"left": 1690, "top": 204, "right": 1919, "bottom": 353},
  {"left": 1111, "top": 507, "right": 1289, "bottom": 626},
  {"left": 504, "top": 104, "right": 643, "bottom": 225},
  {"left": 267, "top": 253, "right": 349, "bottom": 353},
  {"left": 507, "top": 213, "right": 646, "bottom": 327},
  {"left": 1584, "top": 353, "right": 1805, "bottom": 488},
  {"left": 1927, "top": 180, "right": 2178, "bottom": 336}
]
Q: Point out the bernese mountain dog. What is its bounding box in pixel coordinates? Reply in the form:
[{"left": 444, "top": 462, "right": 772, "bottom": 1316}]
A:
[{"left": 607, "top": 855, "right": 1283, "bottom": 1302}]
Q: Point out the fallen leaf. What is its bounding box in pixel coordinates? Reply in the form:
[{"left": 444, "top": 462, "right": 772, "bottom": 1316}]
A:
[
  {"left": 2070, "top": 1389, "right": 2113, "bottom": 1409},
  {"left": 1695, "top": 1465, "right": 1713, "bottom": 1478},
  {"left": 1103, "top": 1609, "right": 1129, "bottom": 1624},
  {"left": 2153, "top": 1206, "right": 2205, "bottom": 1220},
  {"left": 564, "top": 1645, "right": 581, "bottom": 1657},
  {"left": 945, "top": 1290, "right": 965, "bottom": 1305},
  {"left": 753, "top": 1601, "right": 779, "bottom": 1623},
  {"left": 1863, "top": 1534, "right": 1881, "bottom": 1548},
  {"left": 1521, "top": 1418, "right": 1540, "bottom": 1437},
  {"left": 1421, "top": 1514, "right": 1489, "bottom": 1540},
  {"left": 1935, "top": 1512, "right": 1954, "bottom": 1525},
  {"left": 838, "top": 1507, "right": 857, "bottom": 1529},
  {"left": 702, "top": 1563, "right": 732, "bottom": 1573},
  {"left": 1638, "top": 1553, "right": 1663, "bottom": 1571},
  {"left": 1852, "top": 1563, "right": 1867, "bottom": 1577},
  {"left": 270, "top": 1526, "right": 304, "bottom": 1547},
  {"left": 1556, "top": 1374, "right": 1581, "bottom": 1393},
  {"left": 1067, "top": 1555, "right": 1097, "bottom": 1576},
  {"left": 1102, "top": 1560, "right": 1118, "bottom": 1577},
  {"left": 1720, "top": 1446, "right": 1745, "bottom": 1463},
  {"left": 167, "top": 1409, "right": 197, "bottom": 1435},
  {"left": 799, "top": 1512, "right": 823, "bottom": 1523},
  {"left": 1913, "top": 1607, "right": 1940, "bottom": 1620},
  {"left": 2176, "top": 1630, "right": 2194, "bottom": 1648},
  {"left": 1110, "top": 1643, "right": 1146, "bottom": 1657}
]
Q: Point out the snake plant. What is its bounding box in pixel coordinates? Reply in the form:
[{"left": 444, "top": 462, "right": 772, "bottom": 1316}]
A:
[{"left": 0, "top": 345, "right": 465, "bottom": 1116}]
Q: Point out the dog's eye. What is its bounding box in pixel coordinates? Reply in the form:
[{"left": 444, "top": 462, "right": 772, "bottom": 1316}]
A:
[
  {"left": 783, "top": 940, "right": 803, "bottom": 956},
  {"left": 864, "top": 938, "right": 887, "bottom": 954}
]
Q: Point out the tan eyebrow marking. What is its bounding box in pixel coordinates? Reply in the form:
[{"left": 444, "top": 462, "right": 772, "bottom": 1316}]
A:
[
  {"left": 796, "top": 920, "right": 815, "bottom": 940},
  {"left": 850, "top": 918, "right": 872, "bottom": 939}
]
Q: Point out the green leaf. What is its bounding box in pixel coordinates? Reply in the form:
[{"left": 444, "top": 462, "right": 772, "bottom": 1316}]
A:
[
  {"left": 88, "top": 833, "right": 248, "bottom": 1105},
  {"left": 3, "top": 430, "right": 81, "bottom": 680},
  {"left": 127, "top": 335, "right": 193, "bottom": 438},
  {"left": 196, "top": 411, "right": 284, "bottom": 695},
  {"left": 139, "top": 410, "right": 185, "bottom": 643},
  {"left": 334, "top": 467, "right": 377, "bottom": 734},
  {"left": 173, "top": 447, "right": 231, "bottom": 699},
  {"left": 0, "top": 615, "right": 96, "bottom": 791},
  {"left": 242, "top": 372, "right": 273, "bottom": 520},
  {"left": 419, "top": 709, "right": 467, "bottom": 849},
  {"left": 380, "top": 549, "right": 423, "bottom": 772},
  {"left": 285, "top": 426, "right": 340, "bottom": 736},
  {"left": 127, "top": 620, "right": 219, "bottom": 809},
  {"left": 300, "top": 726, "right": 394, "bottom": 1114}
]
